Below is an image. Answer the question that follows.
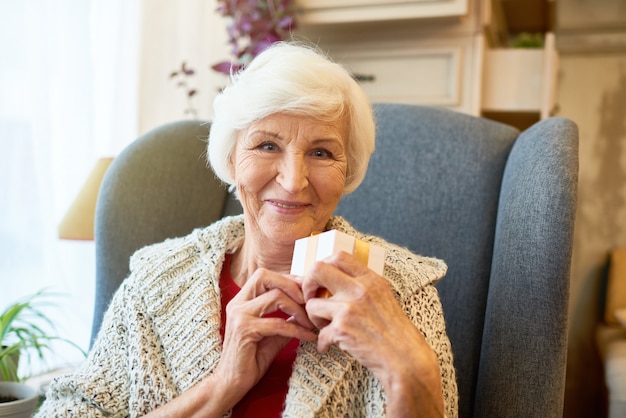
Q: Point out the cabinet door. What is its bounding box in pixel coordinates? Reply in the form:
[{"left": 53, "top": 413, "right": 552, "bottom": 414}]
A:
[
  {"left": 340, "top": 48, "right": 462, "bottom": 106},
  {"left": 296, "top": 0, "right": 469, "bottom": 24},
  {"left": 329, "top": 35, "right": 481, "bottom": 115}
]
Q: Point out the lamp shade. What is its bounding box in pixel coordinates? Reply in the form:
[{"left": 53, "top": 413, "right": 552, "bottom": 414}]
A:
[{"left": 58, "top": 157, "right": 113, "bottom": 240}]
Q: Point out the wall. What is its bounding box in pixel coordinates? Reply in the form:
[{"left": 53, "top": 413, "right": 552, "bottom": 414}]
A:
[
  {"left": 557, "top": 0, "right": 626, "bottom": 416},
  {"left": 137, "top": 0, "right": 229, "bottom": 133},
  {"left": 559, "top": 53, "right": 626, "bottom": 417}
]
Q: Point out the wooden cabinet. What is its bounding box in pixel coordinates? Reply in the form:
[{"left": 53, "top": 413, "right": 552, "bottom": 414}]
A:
[
  {"left": 295, "top": 0, "right": 558, "bottom": 128},
  {"left": 296, "top": 0, "right": 483, "bottom": 115},
  {"left": 324, "top": 35, "right": 484, "bottom": 115},
  {"left": 296, "top": 0, "right": 469, "bottom": 24}
]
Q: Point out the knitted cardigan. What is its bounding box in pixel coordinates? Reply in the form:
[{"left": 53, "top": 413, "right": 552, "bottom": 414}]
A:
[{"left": 37, "top": 215, "right": 458, "bottom": 417}]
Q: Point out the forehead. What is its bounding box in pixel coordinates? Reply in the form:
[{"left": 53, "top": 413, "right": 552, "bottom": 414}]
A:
[{"left": 244, "top": 112, "right": 349, "bottom": 140}]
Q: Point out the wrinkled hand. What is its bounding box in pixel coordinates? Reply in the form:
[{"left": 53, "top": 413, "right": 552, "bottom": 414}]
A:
[
  {"left": 301, "top": 251, "right": 443, "bottom": 417},
  {"left": 215, "top": 268, "right": 317, "bottom": 404}
]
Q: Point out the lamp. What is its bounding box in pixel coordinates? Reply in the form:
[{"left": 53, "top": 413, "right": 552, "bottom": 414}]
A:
[{"left": 58, "top": 157, "right": 113, "bottom": 240}]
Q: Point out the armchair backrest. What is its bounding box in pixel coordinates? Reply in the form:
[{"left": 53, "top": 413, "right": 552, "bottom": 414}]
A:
[
  {"left": 93, "top": 103, "right": 578, "bottom": 418},
  {"left": 93, "top": 120, "right": 242, "bottom": 344},
  {"left": 335, "top": 104, "right": 578, "bottom": 417}
]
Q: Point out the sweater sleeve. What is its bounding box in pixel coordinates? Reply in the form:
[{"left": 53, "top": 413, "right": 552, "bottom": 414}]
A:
[
  {"left": 35, "top": 281, "right": 133, "bottom": 418},
  {"left": 381, "top": 242, "right": 458, "bottom": 418}
]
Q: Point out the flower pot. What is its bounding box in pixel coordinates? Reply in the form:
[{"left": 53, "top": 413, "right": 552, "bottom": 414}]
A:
[{"left": 0, "top": 382, "right": 39, "bottom": 418}]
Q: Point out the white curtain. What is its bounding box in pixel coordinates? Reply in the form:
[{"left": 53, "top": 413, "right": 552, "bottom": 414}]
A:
[{"left": 0, "top": 0, "right": 140, "bottom": 375}]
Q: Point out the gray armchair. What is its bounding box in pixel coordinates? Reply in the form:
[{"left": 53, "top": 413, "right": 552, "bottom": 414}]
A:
[{"left": 93, "top": 103, "right": 579, "bottom": 418}]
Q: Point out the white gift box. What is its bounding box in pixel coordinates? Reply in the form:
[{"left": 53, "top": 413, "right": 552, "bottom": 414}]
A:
[{"left": 290, "top": 230, "right": 386, "bottom": 277}]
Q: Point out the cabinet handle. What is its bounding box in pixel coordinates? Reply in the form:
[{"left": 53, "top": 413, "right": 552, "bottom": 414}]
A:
[{"left": 352, "top": 73, "right": 376, "bottom": 83}]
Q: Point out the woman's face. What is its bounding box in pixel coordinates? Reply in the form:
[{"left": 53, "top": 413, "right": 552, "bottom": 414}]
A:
[{"left": 232, "top": 112, "right": 348, "bottom": 247}]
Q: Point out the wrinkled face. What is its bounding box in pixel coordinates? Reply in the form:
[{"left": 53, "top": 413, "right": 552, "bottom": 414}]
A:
[{"left": 231, "top": 112, "right": 348, "bottom": 246}]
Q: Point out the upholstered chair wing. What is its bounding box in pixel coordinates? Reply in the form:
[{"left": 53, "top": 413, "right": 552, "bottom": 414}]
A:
[
  {"left": 335, "top": 104, "right": 578, "bottom": 418},
  {"left": 92, "top": 120, "right": 243, "bottom": 343},
  {"left": 93, "top": 103, "right": 578, "bottom": 418}
]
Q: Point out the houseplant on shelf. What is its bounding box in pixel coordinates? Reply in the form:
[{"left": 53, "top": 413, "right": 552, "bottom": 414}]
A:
[
  {"left": 211, "top": 0, "right": 297, "bottom": 75},
  {"left": 0, "top": 289, "right": 85, "bottom": 417},
  {"left": 170, "top": 0, "right": 297, "bottom": 118}
]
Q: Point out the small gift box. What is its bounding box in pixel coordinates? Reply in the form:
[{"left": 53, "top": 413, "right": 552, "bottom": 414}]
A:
[{"left": 290, "top": 230, "right": 386, "bottom": 297}]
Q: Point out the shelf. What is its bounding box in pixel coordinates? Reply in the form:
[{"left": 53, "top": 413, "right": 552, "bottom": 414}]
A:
[
  {"left": 481, "top": 111, "right": 541, "bottom": 131},
  {"left": 483, "top": 0, "right": 557, "bottom": 47},
  {"left": 295, "top": 0, "right": 469, "bottom": 25},
  {"left": 499, "top": 0, "right": 556, "bottom": 33},
  {"left": 481, "top": 32, "right": 557, "bottom": 119},
  {"left": 293, "top": 0, "right": 560, "bottom": 127}
]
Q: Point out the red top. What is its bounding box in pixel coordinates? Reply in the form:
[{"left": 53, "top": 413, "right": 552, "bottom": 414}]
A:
[{"left": 219, "top": 254, "right": 299, "bottom": 417}]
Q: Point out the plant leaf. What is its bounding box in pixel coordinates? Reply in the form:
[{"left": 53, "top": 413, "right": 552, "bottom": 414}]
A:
[
  {"left": 211, "top": 61, "right": 234, "bottom": 75},
  {"left": 0, "top": 289, "right": 86, "bottom": 381}
]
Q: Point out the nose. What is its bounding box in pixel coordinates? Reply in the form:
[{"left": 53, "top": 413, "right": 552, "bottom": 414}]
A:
[{"left": 276, "top": 153, "right": 309, "bottom": 193}]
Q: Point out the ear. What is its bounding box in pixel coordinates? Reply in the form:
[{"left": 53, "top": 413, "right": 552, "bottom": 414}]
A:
[
  {"left": 227, "top": 129, "right": 245, "bottom": 182},
  {"left": 226, "top": 152, "right": 236, "bottom": 182},
  {"left": 226, "top": 131, "right": 241, "bottom": 182}
]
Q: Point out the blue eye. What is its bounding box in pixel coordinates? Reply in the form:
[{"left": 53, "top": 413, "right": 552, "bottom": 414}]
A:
[
  {"left": 312, "top": 149, "right": 330, "bottom": 158},
  {"left": 260, "top": 142, "right": 278, "bottom": 151}
]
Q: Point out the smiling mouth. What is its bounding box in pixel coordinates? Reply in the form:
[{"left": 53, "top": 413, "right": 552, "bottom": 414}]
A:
[{"left": 269, "top": 200, "right": 308, "bottom": 209}]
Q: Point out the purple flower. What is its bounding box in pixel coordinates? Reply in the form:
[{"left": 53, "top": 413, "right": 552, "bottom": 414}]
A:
[{"left": 212, "top": 0, "right": 297, "bottom": 74}]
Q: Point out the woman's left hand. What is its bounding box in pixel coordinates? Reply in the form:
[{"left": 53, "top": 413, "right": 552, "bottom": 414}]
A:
[{"left": 301, "top": 251, "right": 445, "bottom": 417}]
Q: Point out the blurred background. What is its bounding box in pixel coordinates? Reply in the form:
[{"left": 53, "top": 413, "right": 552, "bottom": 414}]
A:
[{"left": 0, "top": 1, "right": 624, "bottom": 416}]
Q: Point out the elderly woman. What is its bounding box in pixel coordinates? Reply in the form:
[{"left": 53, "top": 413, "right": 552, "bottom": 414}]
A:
[{"left": 37, "top": 42, "right": 457, "bottom": 417}]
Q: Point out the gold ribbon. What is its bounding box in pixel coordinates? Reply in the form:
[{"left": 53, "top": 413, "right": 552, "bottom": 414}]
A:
[{"left": 354, "top": 239, "right": 370, "bottom": 267}]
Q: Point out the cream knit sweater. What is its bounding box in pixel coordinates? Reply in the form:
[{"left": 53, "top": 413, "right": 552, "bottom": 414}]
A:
[{"left": 37, "top": 215, "right": 458, "bottom": 417}]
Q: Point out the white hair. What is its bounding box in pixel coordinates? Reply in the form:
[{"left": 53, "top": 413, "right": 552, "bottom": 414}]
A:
[{"left": 207, "top": 41, "right": 375, "bottom": 195}]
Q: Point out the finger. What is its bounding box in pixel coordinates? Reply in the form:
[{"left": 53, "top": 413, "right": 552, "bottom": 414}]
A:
[
  {"left": 237, "top": 268, "right": 305, "bottom": 304},
  {"left": 267, "top": 290, "right": 316, "bottom": 330},
  {"left": 229, "top": 288, "right": 315, "bottom": 330},
  {"left": 252, "top": 317, "right": 317, "bottom": 342},
  {"left": 304, "top": 297, "right": 334, "bottom": 330},
  {"left": 287, "top": 274, "right": 304, "bottom": 286},
  {"left": 322, "top": 251, "right": 371, "bottom": 278},
  {"left": 301, "top": 257, "right": 358, "bottom": 302},
  {"left": 301, "top": 261, "right": 337, "bottom": 301},
  {"left": 315, "top": 315, "right": 361, "bottom": 354},
  {"left": 225, "top": 306, "right": 317, "bottom": 342},
  {"left": 316, "top": 324, "right": 335, "bottom": 353},
  {"left": 283, "top": 317, "right": 318, "bottom": 342}
]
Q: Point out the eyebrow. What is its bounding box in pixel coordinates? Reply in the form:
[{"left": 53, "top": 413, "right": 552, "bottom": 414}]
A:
[
  {"left": 248, "top": 130, "right": 343, "bottom": 146},
  {"left": 248, "top": 130, "right": 282, "bottom": 139}
]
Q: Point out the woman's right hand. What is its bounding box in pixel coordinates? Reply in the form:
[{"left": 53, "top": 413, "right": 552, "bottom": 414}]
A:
[
  {"left": 213, "top": 267, "right": 317, "bottom": 408},
  {"left": 144, "top": 268, "right": 316, "bottom": 418}
]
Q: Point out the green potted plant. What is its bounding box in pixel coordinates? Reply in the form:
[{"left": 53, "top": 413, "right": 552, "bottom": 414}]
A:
[{"left": 0, "top": 289, "right": 84, "bottom": 417}]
